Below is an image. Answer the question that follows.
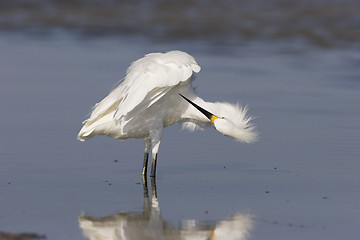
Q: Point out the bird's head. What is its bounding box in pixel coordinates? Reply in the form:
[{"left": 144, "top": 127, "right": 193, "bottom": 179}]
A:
[{"left": 180, "top": 94, "right": 257, "bottom": 143}]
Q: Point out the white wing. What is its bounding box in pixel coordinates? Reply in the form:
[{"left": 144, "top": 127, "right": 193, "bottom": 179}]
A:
[
  {"left": 79, "top": 51, "right": 200, "bottom": 138},
  {"left": 114, "top": 51, "right": 200, "bottom": 126}
]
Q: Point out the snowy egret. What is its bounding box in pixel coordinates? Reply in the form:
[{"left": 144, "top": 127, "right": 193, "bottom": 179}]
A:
[{"left": 77, "top": 50, "right": 257, "bottom": 177}]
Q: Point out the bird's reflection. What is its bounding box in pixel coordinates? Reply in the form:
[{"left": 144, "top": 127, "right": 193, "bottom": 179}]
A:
[{"left": 79, "top": 178, "right": 254, "bottom": 240}]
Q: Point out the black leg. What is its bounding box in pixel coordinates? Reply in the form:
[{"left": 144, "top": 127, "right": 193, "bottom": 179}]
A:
[
  {"left": 142, "top": 152, "right": 149, "bottom": 177},
  {"left": 150, "top": 153, "right": 158, "bottom": 178},
  {"left": 151, "top": 176, "right": 157, "bottom": 199}
]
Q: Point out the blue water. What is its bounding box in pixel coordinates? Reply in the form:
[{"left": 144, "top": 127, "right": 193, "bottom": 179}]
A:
[{"left": 0, "top": 31, "right": 359, "bottom": 239}]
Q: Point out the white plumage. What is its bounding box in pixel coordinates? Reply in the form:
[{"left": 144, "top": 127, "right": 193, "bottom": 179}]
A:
[{"left": 77, "top": 50, "right": 256, "bottom": 177}]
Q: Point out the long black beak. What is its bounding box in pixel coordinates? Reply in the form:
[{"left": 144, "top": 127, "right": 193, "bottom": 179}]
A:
[{"left": 179, "top": 93, "right": 214, "bottom": 120}]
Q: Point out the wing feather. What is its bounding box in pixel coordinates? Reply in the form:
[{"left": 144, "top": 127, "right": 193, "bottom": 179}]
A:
[
  {"left": 114, "top": 51, "right": 200, "bottom": 121},
  {"left": 79, "top": 51, "right": 200, "bottom": 137}
]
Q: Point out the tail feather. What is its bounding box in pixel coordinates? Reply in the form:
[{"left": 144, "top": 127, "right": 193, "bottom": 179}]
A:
[
  {"left": 77, "top": 105, "right": 118, "bottom": 141},
  {"left": 77, "top": 116, "right": 103, "bottom": 141},
  {"left": 77, "top": 124, "right": 95, "bottom": 141}
]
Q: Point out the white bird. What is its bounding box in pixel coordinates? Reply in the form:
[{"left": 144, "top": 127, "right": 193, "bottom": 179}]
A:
[{"left": 77, "top": 50, "right": 257, "bottom": 178}]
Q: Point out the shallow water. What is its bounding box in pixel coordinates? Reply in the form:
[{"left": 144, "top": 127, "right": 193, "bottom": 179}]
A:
[{"left": 0, "top": 29, "right": 359, "bottom": 240}]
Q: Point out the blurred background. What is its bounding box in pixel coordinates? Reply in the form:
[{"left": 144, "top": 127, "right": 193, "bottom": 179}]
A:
[{"left": 1, "top": 0, "right": 360, "bottom": 48}]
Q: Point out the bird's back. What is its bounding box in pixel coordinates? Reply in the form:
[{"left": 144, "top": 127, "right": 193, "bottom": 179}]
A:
[{"left": 77, "top": 51, "right": 201, "bottom": 141}]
